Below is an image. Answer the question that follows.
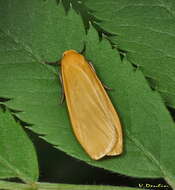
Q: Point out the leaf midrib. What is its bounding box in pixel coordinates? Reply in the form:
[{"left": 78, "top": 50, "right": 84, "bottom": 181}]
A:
[
  {"left": 0, "top": 155, "right": 31, "bottom": 183},
  {"left": 0, "top": 28, "right": 41, "bottom": 63},
  {"left": 0, "top": 28, "right": 59, "bottom": 76}
]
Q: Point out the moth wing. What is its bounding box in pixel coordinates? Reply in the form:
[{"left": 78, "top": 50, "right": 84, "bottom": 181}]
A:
[
  {"left": 61, "top": 51, "right": 122, "bottom": 159},
  {"left": 106, "top": 136, "right": 122, "bottom": 156},
  {"left": 61, "top": 50, "right": 123, "bottom": 160},
  {"left": 106, "top": 103, "right": 123, "bottom": 156}
]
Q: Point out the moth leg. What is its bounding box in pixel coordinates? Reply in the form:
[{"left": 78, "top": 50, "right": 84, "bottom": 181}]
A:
[
  {"left": 59, "top": 72, "right": 65, "bottom": 104},
  {"left": 88, "top": 61, "right": 96, "bottom": 73},
  {"left": 45, "top": 60, "right": 60, "bottom": 66},
  {"left": 88, "top": 61, "right": 113, "bottom": 91},
  {"left": 45, "top": 61, "right": 64, "bottom": 102},
  {"left": 102, "top": 84, "right": 113, "bottom": 91}
]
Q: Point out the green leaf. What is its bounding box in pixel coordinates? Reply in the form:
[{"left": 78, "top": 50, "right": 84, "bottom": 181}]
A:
[
  {"left": 0, "top": 109, "right": 38, "bottom": 183},
  {"left": 0, "top": 0, "right": 85, "bottom": 62},
  {"left": 1, "top": 0, "right": 175, "bottom": 187},
  {"left": 36, "top": 182, "right": 146, "bottom": 190},
  {"left": 0, "top": 180, "right": 146, "bottom": 190},
  {"left": 0, "top": 0, "right": 86, "bottom": 161},
  {"left": 85, "top": 0, "right": 175, "bottom": 109}
]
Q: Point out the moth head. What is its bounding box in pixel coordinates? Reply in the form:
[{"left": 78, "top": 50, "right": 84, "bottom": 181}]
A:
[
  {"left": 62, "top": 50, "right": 85, "bottom": 65},
  {"left": 63, "top": 49, "right": 77, "bottom": 57}
]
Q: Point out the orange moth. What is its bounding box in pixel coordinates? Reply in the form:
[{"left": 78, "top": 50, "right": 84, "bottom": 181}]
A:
[{"left": 60, "top": 50, "right": 123, "bottom": 160}]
